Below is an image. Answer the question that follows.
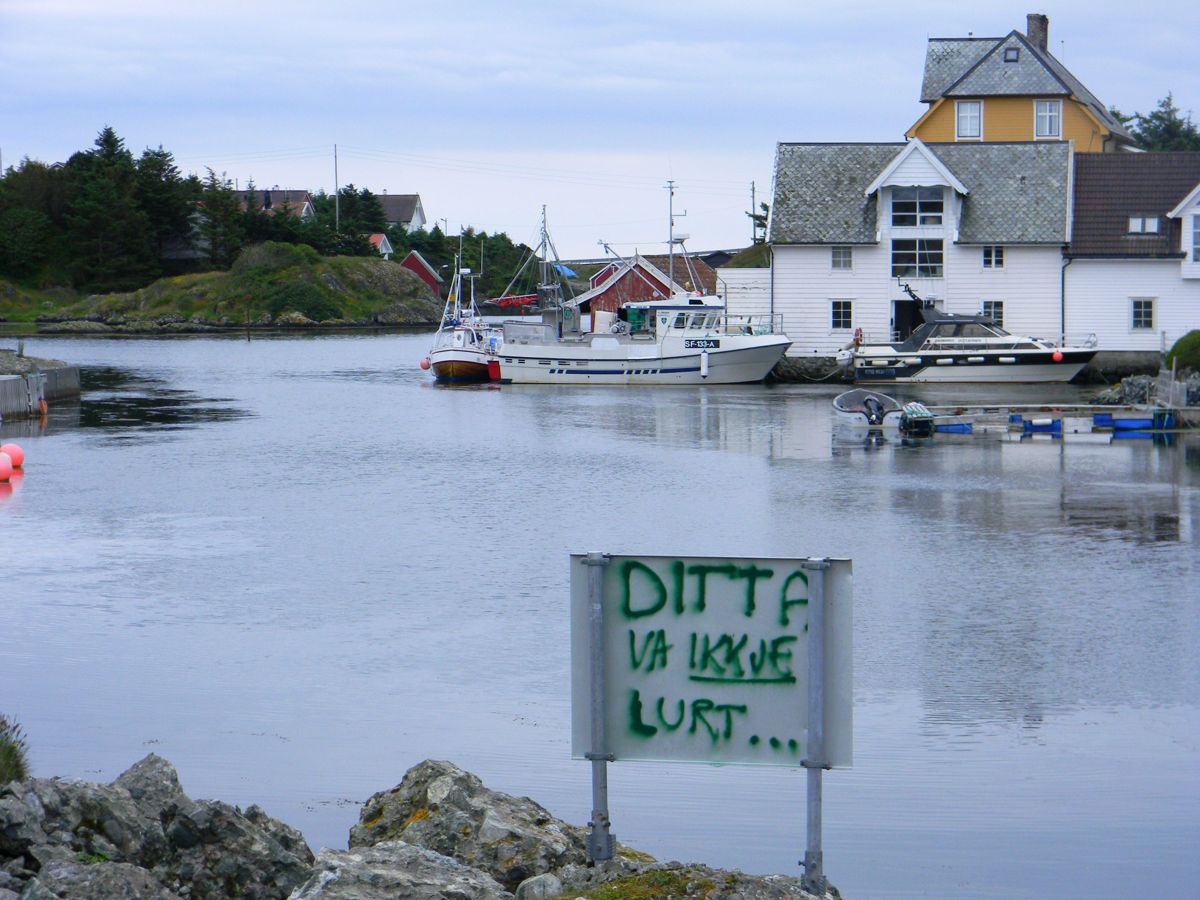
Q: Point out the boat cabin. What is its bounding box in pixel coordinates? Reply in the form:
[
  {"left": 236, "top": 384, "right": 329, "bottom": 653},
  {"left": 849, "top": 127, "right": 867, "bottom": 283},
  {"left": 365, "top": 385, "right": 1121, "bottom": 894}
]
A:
[{"left": 895, "top": 315, "right": 1045, "bottom": 352}]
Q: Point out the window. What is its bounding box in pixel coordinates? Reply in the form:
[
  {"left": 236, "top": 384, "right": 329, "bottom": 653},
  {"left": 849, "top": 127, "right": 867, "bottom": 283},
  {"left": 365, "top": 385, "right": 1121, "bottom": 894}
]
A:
[
  {"left": 982, "top": 300, "right": 1004, "bottom": 326},
  {"left": 956, "top": 101, "right": 981, "bottom": 140},
  {"left": 1127, "top": 216, "right": 1160, "bottom": 234},
  {"left": 831, "top": 300, "right": 852, "bottom": 330},
  {"left": 831, "top": 246, "right": 853, "bottom": 270},
  {"left": 1194, "top": 218, "right": 1200, "bottom": 262},
  {"left": 1035, "top": 100, "right": 1062, "bottom": 138},
  {"left": 1003, "top": 47, "right": 1020, "bottom": 62},
  {"left": 891, "top": 239, "right": 944, "bottom": 277},
  {"left": 1131, "top": 298, "right": 1154, "bottom": 330},
  {"left": 892, "top": 187, "right": 943, "bottom": 226},
  {"left": 982, "top": 245, "right": 1005, "bottom": 268}
]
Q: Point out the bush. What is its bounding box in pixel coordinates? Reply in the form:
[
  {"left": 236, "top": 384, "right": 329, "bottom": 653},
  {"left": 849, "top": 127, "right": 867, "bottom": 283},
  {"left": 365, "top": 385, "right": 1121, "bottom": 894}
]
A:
[
  {"left": 0, "top": 714, "right": 30, "bottom": 783},
  {"left": 1166, "top": 330, "right": 1200, "bottom": 373},
  {"left": 232, "top": 241, "right": 321, "bottom": 275},
  {"left": 264, "top": 281, "right": 343, "bottom": 322}
]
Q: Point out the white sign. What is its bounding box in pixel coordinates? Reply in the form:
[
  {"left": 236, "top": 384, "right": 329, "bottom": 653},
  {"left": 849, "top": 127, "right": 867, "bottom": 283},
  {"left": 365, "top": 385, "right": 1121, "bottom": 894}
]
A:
[{"left": 571, "top": 554, "right": 852, "bottom": 768}]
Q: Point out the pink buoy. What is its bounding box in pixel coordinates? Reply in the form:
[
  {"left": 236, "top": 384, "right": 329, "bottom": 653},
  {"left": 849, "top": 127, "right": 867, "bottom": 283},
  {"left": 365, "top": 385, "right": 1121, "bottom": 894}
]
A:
[
  {"left": 0, "top": 443, "right": 23, "bottom": 468},
  {"left": 419, "top": 357, "right": 431, "bottom": 370},
  {"left": 1051, "top": 351, "right": 1064, "bottom": 363},
  {"left": 0, "top": 452, "right": 11, "bottom": 483}
]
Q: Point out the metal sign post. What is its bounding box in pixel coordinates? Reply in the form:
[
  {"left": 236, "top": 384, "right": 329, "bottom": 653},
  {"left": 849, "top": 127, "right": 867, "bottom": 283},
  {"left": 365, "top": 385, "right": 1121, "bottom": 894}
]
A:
[
  {"left": 583, "top": 551, "right": 615, "bottom": 862},
  {"left": 801, "top": 557, "right": 830, "bottom": 896}
]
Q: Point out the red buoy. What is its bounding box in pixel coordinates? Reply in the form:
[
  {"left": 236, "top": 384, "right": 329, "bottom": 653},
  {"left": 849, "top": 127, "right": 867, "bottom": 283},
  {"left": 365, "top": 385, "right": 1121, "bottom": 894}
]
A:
[
  {"left": 1052, "top": 351, "right": 1064, "bottom": 363},
  {"left": 0, "top": 453, "right": 12, "bottom": 483},
  {"left": 420, "top": 357, "right": 431, "bottom": 370},
  {"left": 0, "top": 443, "right": 23, "bottom": 468}
]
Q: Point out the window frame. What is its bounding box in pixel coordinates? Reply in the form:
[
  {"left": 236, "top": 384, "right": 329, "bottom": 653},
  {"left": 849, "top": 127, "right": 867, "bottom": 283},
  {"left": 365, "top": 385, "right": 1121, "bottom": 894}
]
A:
[
  {"left": 1003, "top": 47, "right": 1020, "bottom": 63},
  {"left": 830, "top": 299, "right": 853, "bottom": 331},
  {"left": 982, "top": 245, "right": 1005, "bottom": 269},
  {"left": 830, "top": 246, "right": 853, "bottom": 271},
  {"left": 891, "top": 239, "right": 945, "bottom": 278},
  {"left": 1034, "top": 99, "right": 1062, "bottom": 139},
  {"left": 981, "top": 300, "right": 1004, "bottom": 327},
  {"left": 955, "top": 100, "right": 982, "bottom": 141},
  {"left": 891, "top": 187, "right": 944, "bottom": 227},
  {"left": 1127, "top": 216, "right": 1160, "bottom": 234},
  {"left": 1193, "top": 217, "right": 1200, "bottom": 262},
  {"left": 1131, "top": 297, "right": 1154, "bottom": 330}
]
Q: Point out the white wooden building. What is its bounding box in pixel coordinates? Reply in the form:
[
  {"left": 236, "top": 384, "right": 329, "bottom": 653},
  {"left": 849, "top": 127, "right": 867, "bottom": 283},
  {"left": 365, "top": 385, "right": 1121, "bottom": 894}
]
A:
[{"left": 766, "top": 139, "right": 1072, "bottom": 358}]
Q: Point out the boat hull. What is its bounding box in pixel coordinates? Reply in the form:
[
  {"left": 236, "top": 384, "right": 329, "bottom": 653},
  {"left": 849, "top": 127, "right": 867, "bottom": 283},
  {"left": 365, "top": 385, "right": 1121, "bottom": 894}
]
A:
[
  {"left": 430, "top": 350, "right": 493, "bottom": 383},
  {"left": 848, "top": 350, "right": 1095, "bottom": 384},
  {"left": 497, "top": 338, "right": 790, "bottom": 385}
]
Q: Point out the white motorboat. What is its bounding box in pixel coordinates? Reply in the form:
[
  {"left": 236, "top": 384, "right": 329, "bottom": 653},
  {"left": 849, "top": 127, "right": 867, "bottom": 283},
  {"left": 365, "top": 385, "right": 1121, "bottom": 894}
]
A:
[
  {"left": 836, "top": 289, "right": 1096, "bottom": 384},
  {"left": 422, "top": 261, "right": 501, "bottom": 383},
  {"left": 496, "top": 295, "right": 790, "bottom": 385}
]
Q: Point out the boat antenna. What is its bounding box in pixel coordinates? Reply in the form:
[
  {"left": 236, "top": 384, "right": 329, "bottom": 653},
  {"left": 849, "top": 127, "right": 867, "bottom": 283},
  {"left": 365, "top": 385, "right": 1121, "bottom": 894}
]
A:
[{"left": 666, "top": 180, "right": 686, "bottom": 289}]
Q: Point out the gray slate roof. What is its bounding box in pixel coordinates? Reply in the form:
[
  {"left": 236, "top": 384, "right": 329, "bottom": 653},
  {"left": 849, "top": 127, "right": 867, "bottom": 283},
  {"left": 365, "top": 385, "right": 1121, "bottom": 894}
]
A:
[
  {"left": 770, "top": 142, "right": 1072, "bottom": 245},
  {"left": 770, "top": 144, "right": 899, "bottom": 244},
  {"left": 920, "top": 31, "right": 1132, "bottom": 142},
  {"left": 946, "top": 34, "right": 1067, "bottom": 97}
]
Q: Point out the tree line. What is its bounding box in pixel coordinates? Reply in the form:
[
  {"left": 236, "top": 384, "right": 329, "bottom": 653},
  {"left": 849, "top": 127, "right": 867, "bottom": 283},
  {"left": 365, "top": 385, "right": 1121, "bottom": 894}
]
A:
[{"left": 0, "top": 126, "right": 535, "bottom": 297}]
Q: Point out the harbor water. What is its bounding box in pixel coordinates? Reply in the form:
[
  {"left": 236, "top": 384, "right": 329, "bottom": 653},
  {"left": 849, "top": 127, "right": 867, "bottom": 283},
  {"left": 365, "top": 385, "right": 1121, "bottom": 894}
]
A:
[{"left": 1, "top": 333, "right": 1197, "bottom": 898}]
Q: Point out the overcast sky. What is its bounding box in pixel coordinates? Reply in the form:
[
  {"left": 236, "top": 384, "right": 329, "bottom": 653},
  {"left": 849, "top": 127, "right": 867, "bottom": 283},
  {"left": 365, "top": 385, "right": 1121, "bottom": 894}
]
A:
[{"left": 2, "top": 0, "right": 1197, "bottom": 258}]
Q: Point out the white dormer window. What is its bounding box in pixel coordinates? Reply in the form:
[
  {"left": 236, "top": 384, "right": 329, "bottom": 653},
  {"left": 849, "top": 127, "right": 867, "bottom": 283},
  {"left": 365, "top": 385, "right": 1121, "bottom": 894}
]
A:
[
  {"left": 1128, "top": 216, "right": 1160, "bottom": 234},
  {"left": 956, "top": 101, "right": 982, "bottom": 140},
  {"left": 1035, "top": 100, "right": 1062, "bottom": 138},
  {"left": 892, "top": 187, "right": 943, "bottom": 226}
]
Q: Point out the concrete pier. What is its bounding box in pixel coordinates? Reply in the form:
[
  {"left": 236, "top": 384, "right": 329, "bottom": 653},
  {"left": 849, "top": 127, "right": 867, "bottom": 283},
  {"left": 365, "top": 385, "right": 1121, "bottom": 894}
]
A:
[{"left": 0, "top": 349, "right": 81, "bottom": 419}]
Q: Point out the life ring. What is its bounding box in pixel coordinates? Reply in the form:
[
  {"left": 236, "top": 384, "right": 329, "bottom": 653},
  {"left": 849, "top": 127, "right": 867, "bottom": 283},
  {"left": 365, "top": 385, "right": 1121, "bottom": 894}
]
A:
[{"left": 853, "top": 327, "right": 863, "bottom": 348}]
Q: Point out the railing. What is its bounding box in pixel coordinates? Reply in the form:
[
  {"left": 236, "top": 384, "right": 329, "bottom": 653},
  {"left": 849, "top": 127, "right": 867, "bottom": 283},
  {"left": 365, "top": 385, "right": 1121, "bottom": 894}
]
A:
[{"left": 1156, "top": 368, "right": 1189, "bottom": 408}]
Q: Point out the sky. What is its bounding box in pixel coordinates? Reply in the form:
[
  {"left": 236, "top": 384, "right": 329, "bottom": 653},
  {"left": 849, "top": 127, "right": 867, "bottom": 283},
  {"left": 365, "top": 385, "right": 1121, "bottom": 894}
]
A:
[{"left": 2, "top": 0, "right": 1198, "bottom": 259}]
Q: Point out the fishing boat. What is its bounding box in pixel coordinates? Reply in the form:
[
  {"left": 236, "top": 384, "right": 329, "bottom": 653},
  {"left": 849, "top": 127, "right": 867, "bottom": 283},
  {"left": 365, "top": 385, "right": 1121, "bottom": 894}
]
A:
[
  {"left": 422, "top": 261, "right": 501, "bottom": 383},
  {"left": 832, "top": 388, "right": 904, "bottom": 428},
  {"left": 492, "top": 206, "right": 791, "bottom": 385},
  {"left": 836, "top": 285, "right": 1097, "bottom": 384}
]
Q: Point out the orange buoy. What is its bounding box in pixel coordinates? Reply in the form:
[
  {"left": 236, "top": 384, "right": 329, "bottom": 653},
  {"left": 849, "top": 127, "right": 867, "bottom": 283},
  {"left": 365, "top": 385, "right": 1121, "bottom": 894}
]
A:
[
  {"left": 1052, "top": 351, "right": 1064, "bottom": 363},
  {"left": 0, "top": 452, "right": 11, "bottom": 483},
  {"left": 0, "top": 443, "right": 23, "bottom": 468},
  {"left": 420, "top": 357, "right": 431, "bottom": 370}
]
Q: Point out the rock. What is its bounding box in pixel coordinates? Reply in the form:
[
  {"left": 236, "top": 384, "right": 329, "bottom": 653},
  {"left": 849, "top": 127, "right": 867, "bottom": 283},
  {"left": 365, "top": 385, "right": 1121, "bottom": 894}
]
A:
[
  {"left": 289, "top": 841, "right": 511, "bottom": 899},
  {"left": 514, "top": 871, "right": 562, "bottom": 899},
  {"left": 0, "top": 755, "right": 314, "bottom": 899},
  {"left": 275, "top": 311, "right": 317, "bottom": 327},
  {"left": 559, "top": 861, "right": 823, "bottom": 899},
  {"left": 348, "top": 760, "right": 588, "bottom": 891},
  {"left": 24, "top": 858, "right": 184, "bottom": 899}
]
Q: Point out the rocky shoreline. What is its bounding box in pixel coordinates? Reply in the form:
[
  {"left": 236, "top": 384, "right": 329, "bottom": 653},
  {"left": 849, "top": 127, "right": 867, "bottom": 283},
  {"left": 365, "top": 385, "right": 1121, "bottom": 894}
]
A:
[
  {"left": 31, "top": 310, "right": 437, "bottom": 335},
  {"left": 0, "top": 756, "right": 829, "bottom": 899}
]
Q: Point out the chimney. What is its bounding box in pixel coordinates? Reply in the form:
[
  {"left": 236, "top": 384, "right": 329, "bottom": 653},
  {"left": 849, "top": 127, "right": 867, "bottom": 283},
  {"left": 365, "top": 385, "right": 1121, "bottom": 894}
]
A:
[{"left": 1026, "top": 13, "right": 1048, "bottom": 52}]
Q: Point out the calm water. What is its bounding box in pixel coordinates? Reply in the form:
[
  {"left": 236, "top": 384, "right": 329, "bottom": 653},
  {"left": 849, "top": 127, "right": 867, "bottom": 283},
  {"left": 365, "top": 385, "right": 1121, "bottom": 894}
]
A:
[{"left": 2, "top": 334, "right": 1197, "bottom": 899}]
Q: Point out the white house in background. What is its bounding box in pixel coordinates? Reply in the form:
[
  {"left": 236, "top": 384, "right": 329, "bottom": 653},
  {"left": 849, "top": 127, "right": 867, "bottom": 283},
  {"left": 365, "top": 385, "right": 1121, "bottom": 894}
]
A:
[
  {"left": 1066, "top": 153, "right": 1200, "bottom": 356},
  {"left": 378, "top": 194, "right": 427, "bottom": 233},
  {"left": 767, "top": 138, "right": 1072, "bottom": 357}
]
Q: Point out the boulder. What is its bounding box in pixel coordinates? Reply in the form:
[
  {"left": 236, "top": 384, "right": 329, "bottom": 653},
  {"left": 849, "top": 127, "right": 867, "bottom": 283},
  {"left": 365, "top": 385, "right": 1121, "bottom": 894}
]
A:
[
  {"left": 289, "top": 841, "right": 511, "bottom": 899},
  {"left": 0, "top": 754, "right": 314, "bottom": 899},
  {"left": 348, "top": 760, "right": 588, "bottom": 891}
]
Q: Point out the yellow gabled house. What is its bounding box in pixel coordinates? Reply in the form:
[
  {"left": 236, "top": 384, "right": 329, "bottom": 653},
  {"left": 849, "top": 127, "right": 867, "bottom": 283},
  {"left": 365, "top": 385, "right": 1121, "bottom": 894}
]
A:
[{"left": 907, "top": 13, "right": 1135, "bottom": 152}]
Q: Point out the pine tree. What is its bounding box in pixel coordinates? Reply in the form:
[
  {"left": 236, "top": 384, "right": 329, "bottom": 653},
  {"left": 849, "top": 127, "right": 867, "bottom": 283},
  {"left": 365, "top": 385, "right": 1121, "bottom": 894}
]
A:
[
  {"left": 136, "top": 146, "right": 196, "bottom": 260},
  {"left": 197, "top": 169, "right": 245, "bottom": 268},
  {"left": 64, "top": 127, "right": 156, "bottom": 290}
]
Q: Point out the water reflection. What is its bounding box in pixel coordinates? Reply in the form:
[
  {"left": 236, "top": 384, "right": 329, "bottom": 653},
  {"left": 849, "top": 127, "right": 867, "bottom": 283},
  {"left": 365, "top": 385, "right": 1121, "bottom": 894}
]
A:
[{"left": 38, "top": 367, "right": 252, "bottom": 440}]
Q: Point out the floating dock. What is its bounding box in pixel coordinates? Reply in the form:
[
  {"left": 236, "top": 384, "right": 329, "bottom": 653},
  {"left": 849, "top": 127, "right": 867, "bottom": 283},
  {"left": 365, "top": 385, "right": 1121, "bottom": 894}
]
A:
[{"left": 917, "top": 403, "right": 1197, "bottom": 438}]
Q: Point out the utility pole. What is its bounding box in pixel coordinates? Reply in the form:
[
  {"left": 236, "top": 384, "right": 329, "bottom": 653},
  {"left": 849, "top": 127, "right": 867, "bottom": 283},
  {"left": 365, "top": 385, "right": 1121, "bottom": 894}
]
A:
[
  {"left": 334, "top": 144, "right": 340, "bottom": 233},
  {"left": 750, "top": 181, "right": 757, "bottom": 244}
]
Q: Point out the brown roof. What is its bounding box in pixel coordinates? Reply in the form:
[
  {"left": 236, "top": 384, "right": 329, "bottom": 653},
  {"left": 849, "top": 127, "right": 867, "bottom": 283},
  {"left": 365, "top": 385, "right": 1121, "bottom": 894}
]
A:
[
  {"left": 1069, "top": 153, "right": 1200, "bottom": 257},
  {"left": 641, "top": 254, "right": 719, "bottom": 294},
  {"left": 234, "top": 189, "right": 312, "bottom": 216}
]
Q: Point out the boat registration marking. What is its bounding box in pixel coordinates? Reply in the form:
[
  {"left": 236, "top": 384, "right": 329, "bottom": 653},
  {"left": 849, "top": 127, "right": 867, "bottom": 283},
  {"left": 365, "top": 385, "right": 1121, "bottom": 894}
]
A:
[{"left": 685, "top": 339, "right": 720, "bottom": 349}]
